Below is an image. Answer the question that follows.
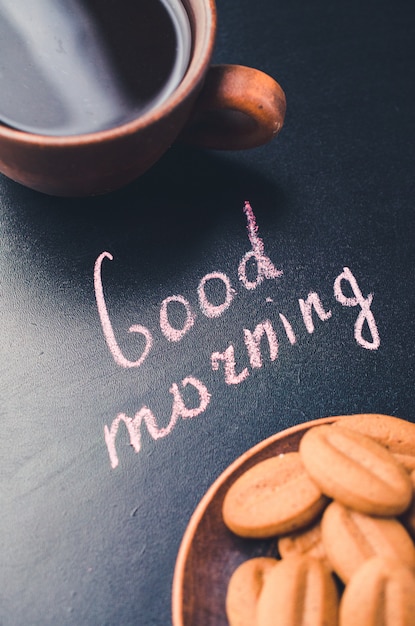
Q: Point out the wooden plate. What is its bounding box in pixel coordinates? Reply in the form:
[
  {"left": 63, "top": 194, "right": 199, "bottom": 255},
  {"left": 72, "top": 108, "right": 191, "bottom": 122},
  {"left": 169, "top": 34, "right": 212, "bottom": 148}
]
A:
[{"left": 172, "top": 416, "right": 337, "bottom": 626}]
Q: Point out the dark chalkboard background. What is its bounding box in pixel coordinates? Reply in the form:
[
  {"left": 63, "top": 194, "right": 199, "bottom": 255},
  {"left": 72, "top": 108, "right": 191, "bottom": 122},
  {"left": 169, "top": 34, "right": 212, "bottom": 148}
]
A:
[{"left": 1, "top": 0, "right": 415, "bottom": 624}]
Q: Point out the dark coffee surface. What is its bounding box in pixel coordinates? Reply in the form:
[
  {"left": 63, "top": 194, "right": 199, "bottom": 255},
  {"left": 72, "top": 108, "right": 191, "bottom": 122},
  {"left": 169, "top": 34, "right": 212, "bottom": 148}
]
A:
[
  {"left": 0, "top": 0, "right": 190, "bottom": 135},
  {"left": 1, "top": 0, "right": 415, "bottom": 624}
]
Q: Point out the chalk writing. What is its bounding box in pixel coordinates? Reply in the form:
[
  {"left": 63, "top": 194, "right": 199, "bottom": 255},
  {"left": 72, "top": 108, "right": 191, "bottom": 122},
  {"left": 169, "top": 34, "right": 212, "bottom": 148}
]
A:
[
  {"left": 104, "top": 376, "right": 210, "bottom": 469},
  {"left": 334, "top": 266, "right": 380, "bottom": 350},
  {"left": 197, "top": 271, "right": 235, "bottom": 318},
  {"left": 94, "top": 202, "right": 381, "bottom": 468},
  {"left": 238, "top": 201, "right": 283, "bottom": 289},
  {"left": 211, "top": 345, "right": 250, "bottom": 386},
  {"left": 94, "top": 251, "right": 153, "bottom": 368},
  {"left": 243, "top": 320, "right": 279, "bottom": 368},
  {"left": 94, "top": 201, "right": 280, "bottom": 368},
  {"left": 279, "top": 313, "right": 297, "bottom": 345},
  {"left": 160, "top": 295, "right": 195, "bottom": 342},
  {"left": 299, "top": 292, "right": 332, "bottom": 333}
]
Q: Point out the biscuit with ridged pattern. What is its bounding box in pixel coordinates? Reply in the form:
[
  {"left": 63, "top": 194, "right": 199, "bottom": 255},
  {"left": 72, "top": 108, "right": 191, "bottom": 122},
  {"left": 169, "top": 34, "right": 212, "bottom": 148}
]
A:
[
  {"left": 256, "top": 555, "right": 338, "bottom": 626},
  {"left": 339, "top": 556, "right": 415, "bottom": 626},
  {"left": 222, "top": 452, "right": 328, "bottom": 538},
  {"left": 299, "top": 424, "right": 412, "bottom": 516},
  {"left": 321, "top": 501, "right": 415, "bottom": 583},
  {"left": 226, "top": 557, "right": 278, "bottom": 626}
]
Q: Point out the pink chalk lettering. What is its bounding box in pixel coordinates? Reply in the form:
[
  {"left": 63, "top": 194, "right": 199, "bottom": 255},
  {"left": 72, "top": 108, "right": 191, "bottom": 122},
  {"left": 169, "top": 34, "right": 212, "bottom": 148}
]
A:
[
  {"left": 238, "top": 201, "right": 283, "bottom": 290},
  {"left": 104, "top": 376, "right": 210, "bottom": 468},
  {"left": 299, "top": 292, "right": 332, "bottom": 333},
  {"left": 159, "top": 295, "right": 196, "bottom": 342},
  {"left": 97, "top": 201, "right": 384, "bottom": 469},
  {"left": 94, "top": 251, "right": 153, "bottom": 368},
  {"left": 104, "top": 410, "right": 162, "bottom": 469},
  {"left": 279, "top": 313, "right": 297, "bottom": 345},
  {"left": 243, "top": 320, "right": 279, "bottom": 368},
  {"left": 333, "top": 267, "right": 380, "bottom": 350},
  {"left": 211, "top": 345, "right": 249, "bottom": 385},
  {"left": 170, "top": 375, "right": 211, "bottom": 419},
  {"left": 197, "top": 271, "right": 236, "bottom": 318}
]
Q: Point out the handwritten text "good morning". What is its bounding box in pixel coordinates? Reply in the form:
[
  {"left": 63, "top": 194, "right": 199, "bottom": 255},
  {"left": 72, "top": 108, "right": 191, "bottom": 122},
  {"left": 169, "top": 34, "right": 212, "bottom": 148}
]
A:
[{"left": 94, "top": 202, "right": 380, "bottom": 468}]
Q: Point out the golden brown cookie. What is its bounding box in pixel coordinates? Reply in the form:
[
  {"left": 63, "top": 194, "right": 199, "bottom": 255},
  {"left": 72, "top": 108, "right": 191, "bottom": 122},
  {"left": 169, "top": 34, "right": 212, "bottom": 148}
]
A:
[
  {"left": 222, "top": 452, "right": 328, "bottom": 538},
  {"left": 225, "top": 557, "right": 278, "bottom": 626},
  {"left": 393, "top": 453, "right": 415, "bottom": 473},
  {"left": 400, "top": 469, "right": 415, "bottom": 540},
  {"left": 277, "top": 517, "right": 331, "bottom": 569},
  {"left": 299, "top": 424, "right": 413, "bottom": 516},
  {"left": 321, "top": 500, "right": 415, "bottom": 583},
  {"left": 334, "top": 414, "right": 415, "bottom": 472},
  {"left": 339, "top": 557, "right": 415, "bottom": 626},
  {"left": 256, "top": 555, "right": 339, "bottom": 626}
]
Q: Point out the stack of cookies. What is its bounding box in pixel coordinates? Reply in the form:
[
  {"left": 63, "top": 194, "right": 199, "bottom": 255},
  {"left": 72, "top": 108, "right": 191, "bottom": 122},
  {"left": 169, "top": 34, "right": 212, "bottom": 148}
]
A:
[{"left": 222, "top": 414, "right": 415, "bottom": 626}]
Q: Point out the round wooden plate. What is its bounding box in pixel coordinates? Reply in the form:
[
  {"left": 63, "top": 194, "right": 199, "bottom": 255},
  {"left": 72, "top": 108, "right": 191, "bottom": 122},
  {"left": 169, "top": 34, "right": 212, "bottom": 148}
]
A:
[{"left": 172, "top": 416, "right": 337, "bottom": 626}]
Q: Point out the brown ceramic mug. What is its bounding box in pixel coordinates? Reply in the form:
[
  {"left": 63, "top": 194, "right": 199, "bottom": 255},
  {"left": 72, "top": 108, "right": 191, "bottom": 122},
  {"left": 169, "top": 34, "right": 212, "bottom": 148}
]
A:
[{"left": 0, "top": 0, "right": 286, "bottom": 197}]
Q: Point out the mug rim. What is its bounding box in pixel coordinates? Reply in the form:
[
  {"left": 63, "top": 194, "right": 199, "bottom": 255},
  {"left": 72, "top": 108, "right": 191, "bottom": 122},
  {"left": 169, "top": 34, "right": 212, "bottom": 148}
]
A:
[{"left": 0, "top": 0, "right": 217, "bottom": 147}]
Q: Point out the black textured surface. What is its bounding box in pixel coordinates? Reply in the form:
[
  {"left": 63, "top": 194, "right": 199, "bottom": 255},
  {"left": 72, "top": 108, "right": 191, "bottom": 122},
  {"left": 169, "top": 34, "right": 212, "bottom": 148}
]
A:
[{"left": 1, "top": 0, "right": 415, "bottom": 624}]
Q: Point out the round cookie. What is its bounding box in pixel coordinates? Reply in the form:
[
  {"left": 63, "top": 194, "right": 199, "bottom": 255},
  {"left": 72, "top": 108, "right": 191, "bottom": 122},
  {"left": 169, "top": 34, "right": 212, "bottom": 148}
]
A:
[
  {"left": 321, "top": 500, "right": 415, "bottom": 583},
  {"left": 225, "top": 557, "right": 278, "bottom": 626},
  {"left": 256, "top": 555, "right": 338, "bottom": 626},
  {"left": 400, "top": 469, "right": 415, "bottom": 540},
  {"left": 278, "top": 517, "right": 331, "bottom": 570},
  {"left": 299, "top": 424, "right": 413, "bottom": 516},
  {"left": 339, "top": 557, "right": 415, "bottom": 626},
  {"left": 334, "top": 414, "right": 415, "bottom": 473},
  {"left": 222, "top": 452, "right": 328, "bottom": 538}
]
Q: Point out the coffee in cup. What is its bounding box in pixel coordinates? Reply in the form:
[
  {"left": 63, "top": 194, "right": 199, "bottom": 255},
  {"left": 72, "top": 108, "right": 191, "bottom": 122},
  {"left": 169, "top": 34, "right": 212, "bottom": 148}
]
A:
[
  {"left": 0, "top": 0, "right": 286, "bottom": 196},
  {"left": 0, "top": 0, "right": 191, "bottom": 136}
]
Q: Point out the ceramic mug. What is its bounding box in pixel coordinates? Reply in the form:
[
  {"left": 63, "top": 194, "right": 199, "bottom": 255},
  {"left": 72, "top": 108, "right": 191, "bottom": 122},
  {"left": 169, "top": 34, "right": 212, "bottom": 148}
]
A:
[{"left": 0, "top": 0, "right": 286, "bottom": 197}]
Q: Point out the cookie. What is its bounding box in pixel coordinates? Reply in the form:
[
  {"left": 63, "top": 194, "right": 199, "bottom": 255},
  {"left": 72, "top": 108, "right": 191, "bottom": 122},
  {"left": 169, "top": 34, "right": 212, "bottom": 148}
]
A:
[
  {"left": 334, "top": 413, "right": 415, "bottom": 472},
  {"left": 225, "top": 557, "right": 278, "bottom": 626},
  {"left": 222, "top": 452, "right": 328, "bottom": 538},
  {"left": 299, "top": 424, "right": 413, "bottom": 516},
  {"left": 400, "top": 469, "right": 415, "bottom": 540},
  {"left": 277, "top": 517, "right": 331, "bottom": 569},
  {"left": 339, "top": 556, "right": 415, "bottom": 626},
  {"left": 321, "top": 500, "right": 415, "bottom": 583},
  {"left": 256, "top": 555, "right": 338, "bottom": 626}
]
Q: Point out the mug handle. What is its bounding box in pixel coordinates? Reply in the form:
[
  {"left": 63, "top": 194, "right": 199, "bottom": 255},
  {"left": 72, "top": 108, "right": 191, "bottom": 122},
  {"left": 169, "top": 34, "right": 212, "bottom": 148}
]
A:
[{"left": 179, "top": 64, "right": 286, "bottom": 150}]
